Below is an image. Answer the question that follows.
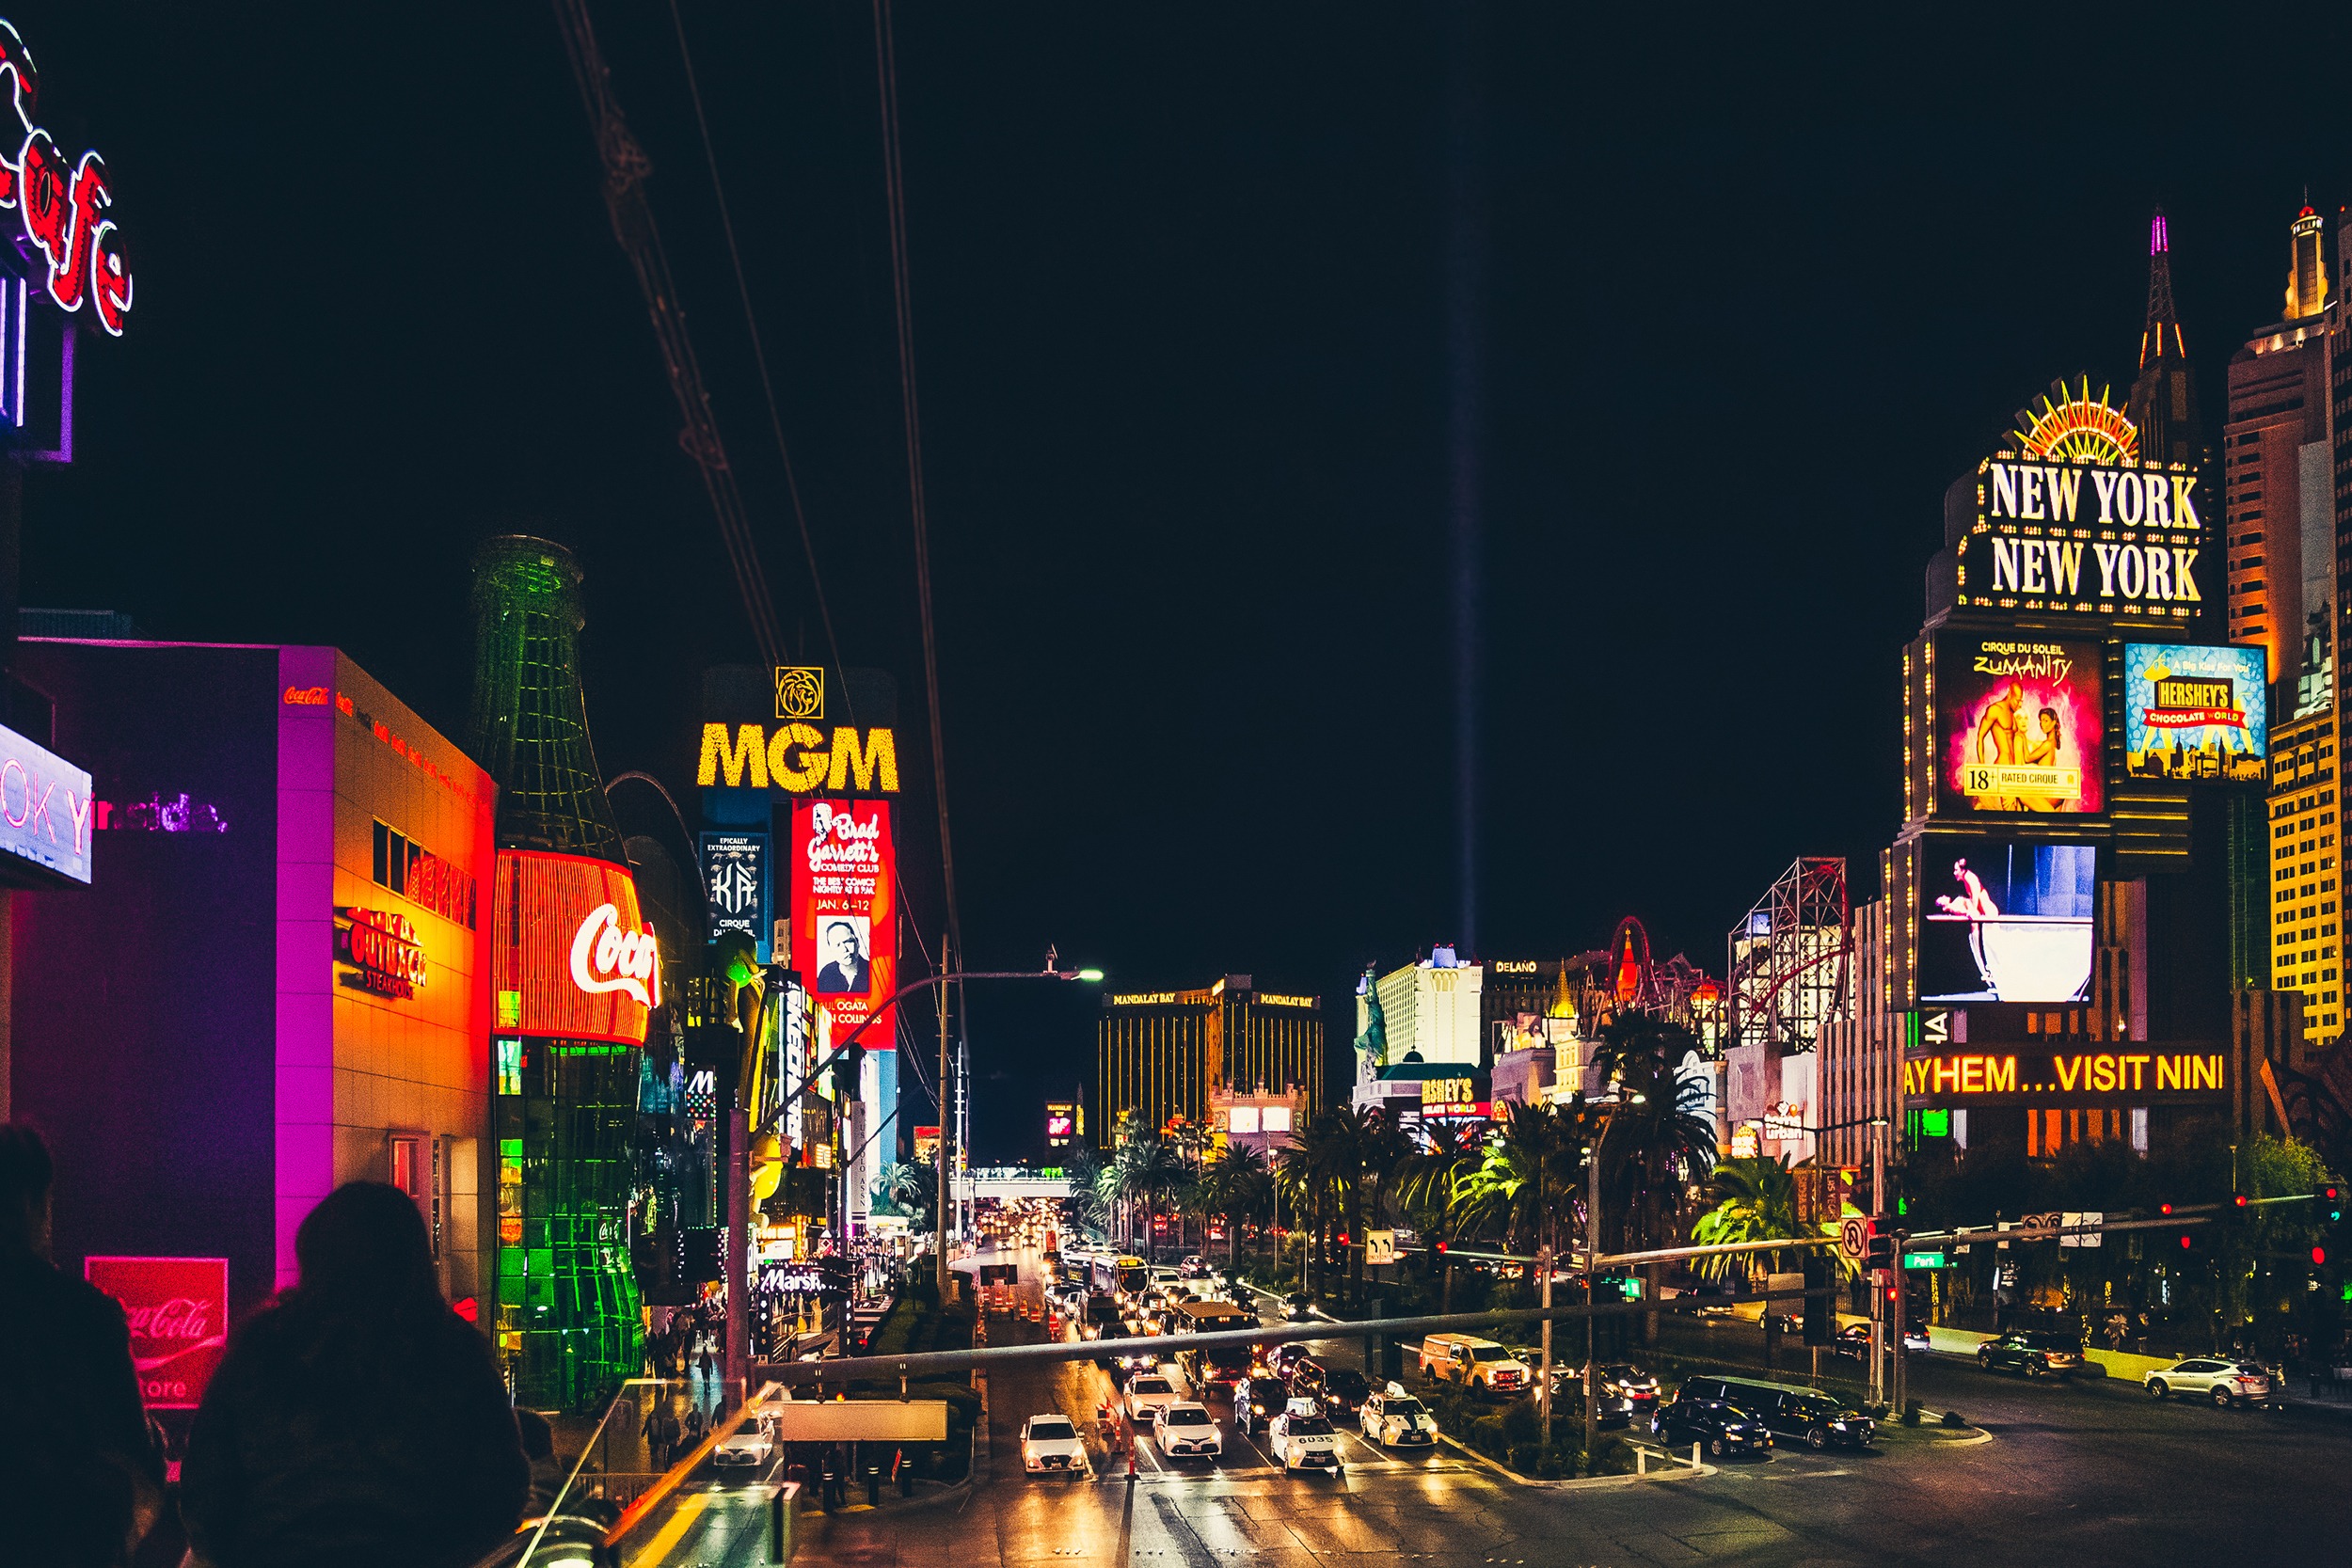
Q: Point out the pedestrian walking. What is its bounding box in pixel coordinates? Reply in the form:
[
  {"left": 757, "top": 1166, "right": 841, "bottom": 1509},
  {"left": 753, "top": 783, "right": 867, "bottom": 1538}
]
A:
[
  {"left": 183, "top": 1181, "right": 529, "bottom": 1568},
  {"left": 699, "top": 1342, "right": 716, "bottom": 1386}
]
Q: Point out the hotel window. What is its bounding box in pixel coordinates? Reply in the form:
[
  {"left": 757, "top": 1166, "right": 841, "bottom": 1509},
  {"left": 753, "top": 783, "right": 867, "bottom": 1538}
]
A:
[{"left": 372, "top": 821, "right": 479, "bottom": 930}]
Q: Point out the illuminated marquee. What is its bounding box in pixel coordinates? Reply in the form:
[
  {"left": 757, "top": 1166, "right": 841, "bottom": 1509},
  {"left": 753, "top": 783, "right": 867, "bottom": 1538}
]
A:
[
  {"left": 1952, "top": 446, "right": 2202, "bottom": 623},
  {"left": 2010, "top": 378, "right": 2138, "bottom": 465},
  {"left": 491, "top": 850, "right": 656, "bottom": 1047},
  {"left": 1901, "top": 1048, "right": 2226, "bottom": 1107},
  {"left": 0, "top": 20, "right": 132, "bottom": 334},
  {"left": 2122, "top": 643, "right": 2265, "bottom": 784},
  {"left": 697, "top": 722, "right": 899, "bottom": 795}
]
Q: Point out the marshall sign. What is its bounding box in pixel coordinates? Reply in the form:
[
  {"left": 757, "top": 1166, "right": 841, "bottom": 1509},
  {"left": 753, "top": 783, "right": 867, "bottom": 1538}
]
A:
[{"left": 1951, "top": 455, "right": 2204, "bottom": 625}]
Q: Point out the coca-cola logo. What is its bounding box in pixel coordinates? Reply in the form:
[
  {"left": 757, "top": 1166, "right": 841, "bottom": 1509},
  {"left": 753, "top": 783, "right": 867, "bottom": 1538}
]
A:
[
  {"left": 85, "top": 1257, "right": 227, "bottom": 1410},
  {"left": 0, "top": 21, "right": 132, "bottom": 335},
  {"left": 569, "top": 902, "right": 660, "bottom": 1009}
]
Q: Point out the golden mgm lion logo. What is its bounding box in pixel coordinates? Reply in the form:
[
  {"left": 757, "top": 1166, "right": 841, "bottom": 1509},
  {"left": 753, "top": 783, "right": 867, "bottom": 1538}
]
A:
[{"left": 774, "top": 666, "right": 824, "bottom": 721}]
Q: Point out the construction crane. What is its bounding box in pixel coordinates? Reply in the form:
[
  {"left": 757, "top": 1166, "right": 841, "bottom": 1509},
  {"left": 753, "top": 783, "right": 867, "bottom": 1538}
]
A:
[{"left": 548, "top": 0, "right": 785, "bottom": 671}]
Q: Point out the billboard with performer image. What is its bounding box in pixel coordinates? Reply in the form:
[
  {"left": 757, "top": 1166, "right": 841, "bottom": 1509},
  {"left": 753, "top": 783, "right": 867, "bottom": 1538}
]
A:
[
  {"left": 1917, "top": 837, "right": 2097, "bottom": 1004},
  {"left": 2121, "top": 643, "right": 2265, "bottom": 783},
  {"left": 1935, "top": 634, "right": 2102, "bottom": 815},
  {"left": 790, "top": 800, "right": 898, "bottom": 1053}
]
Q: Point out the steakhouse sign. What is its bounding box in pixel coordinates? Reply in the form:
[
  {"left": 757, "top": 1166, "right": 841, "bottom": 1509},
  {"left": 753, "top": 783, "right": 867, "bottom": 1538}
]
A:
[
  {"left": 0, "top": 20, "right": 132, "bottom": 334},
  {"left": 1951, "top": 455, "right": 2202, "bottom": 625}
]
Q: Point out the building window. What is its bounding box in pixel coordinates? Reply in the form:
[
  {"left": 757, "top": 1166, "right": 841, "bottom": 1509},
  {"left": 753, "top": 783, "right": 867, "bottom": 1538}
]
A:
[{"left": 372, "top": 821, "right": 479, "bottom": 930}]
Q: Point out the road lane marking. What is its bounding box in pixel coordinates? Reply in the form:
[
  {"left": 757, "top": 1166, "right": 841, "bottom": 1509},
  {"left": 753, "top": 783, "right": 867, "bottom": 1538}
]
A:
[{"left": 622, "top": 1489, "right": 708, "bottom": 1568}]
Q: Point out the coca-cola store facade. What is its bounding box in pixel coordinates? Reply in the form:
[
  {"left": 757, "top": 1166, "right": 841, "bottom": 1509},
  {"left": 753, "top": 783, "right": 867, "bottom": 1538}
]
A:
[{"left": 8, "top": 639, "right": 496, "bottom": 1323}]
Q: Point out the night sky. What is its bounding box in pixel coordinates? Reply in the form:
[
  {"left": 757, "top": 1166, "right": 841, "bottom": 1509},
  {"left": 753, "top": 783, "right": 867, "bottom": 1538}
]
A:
[{"left": 16, "top": 4, "right": 2352, "bottom": 1158}]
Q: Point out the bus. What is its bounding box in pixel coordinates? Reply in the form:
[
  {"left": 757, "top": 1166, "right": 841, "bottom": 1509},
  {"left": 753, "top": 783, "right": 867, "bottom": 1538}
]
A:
[
  {"left": 1174, "top": 1298, "right": 1259, "bottom": 1336},
  {"left": 1089, "top": 1254, "right": 1148, "bottom": 1298}
]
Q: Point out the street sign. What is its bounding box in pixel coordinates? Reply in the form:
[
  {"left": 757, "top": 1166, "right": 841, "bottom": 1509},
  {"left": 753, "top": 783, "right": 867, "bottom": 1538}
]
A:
[
  {"left": 1899, "top": 1251, "right": 1947, "bottom": 1270},
  {"left": 1839, "top": 1215, "right": 1870, "bottom": 1263},
  {"left": 2059, "top": 1211, "right": 2103, "bottom": 1248},
  {"left": 2025, "top": 1211, "right": 2061, "bottom": 1231},
  {"left": 1365, "top": 1229, "right": 1396, "bottom": 1266}
]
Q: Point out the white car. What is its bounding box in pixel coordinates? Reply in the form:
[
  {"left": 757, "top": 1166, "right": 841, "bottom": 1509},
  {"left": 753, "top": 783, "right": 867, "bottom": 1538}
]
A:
[
  {"left": 1124, "top": 1371, "right": 1181, "bottom": 1423},
  {"left": 1152, "top": 1402, "right": 1222, "bottom": 1459},
  {"left": 1267, "top": 1398, "right": 1343, "bottom": 1473},
  {"left": 712, "top": 1415, "right": 776, "bottom": 1469},
  {"left": 1901, "top": 1325, "right": 1932, "bottom": 1354},
  {"left": 2145, "top": 1358, "right": 2274, "bottom": 1408},
  {"left": 1021, "top": 1414, "right": 1089, "bottom": 1476},
  {"left": 1360, "top": 1384, "right": 1438, "bottom": 1448}
]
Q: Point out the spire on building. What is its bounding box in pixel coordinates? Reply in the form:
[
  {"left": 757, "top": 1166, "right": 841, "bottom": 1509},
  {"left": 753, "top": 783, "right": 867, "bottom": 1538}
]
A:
[
  {"left": 2125, "top": 207, "right": 2203, "bottom": 467},
  {"left": 2287, "top": 199, "right": 2330, "bottom": 321}
]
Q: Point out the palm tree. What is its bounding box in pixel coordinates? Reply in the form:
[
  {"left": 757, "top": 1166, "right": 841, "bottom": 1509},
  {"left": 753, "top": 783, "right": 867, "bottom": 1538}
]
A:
[
  {"left": 877, "top": 1160, "right": 938, "bottom": 1233},
  {"left": 1689, "top": 1154, "right": 1814, "bottom": 1280},
  {"left": 1194, "top": 1144, "right": 1272, "bottom": 1267},
  {"left": 1104, "top": 1126, "right": 1185, "bottom": 1260},
  {"left": 1450, "top": 1100, "right": 1583, "bottom": 1259},
  {"left": 1588, "top": 1011, "right": 1721, "bottom": 1319},
  {"left": 1391, "top": 1121, "right": 1479, "bottom": 1308}
]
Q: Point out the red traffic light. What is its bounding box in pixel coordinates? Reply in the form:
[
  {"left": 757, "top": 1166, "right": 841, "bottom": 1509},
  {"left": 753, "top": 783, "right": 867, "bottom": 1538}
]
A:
[
  {"left": 2233, "top": 1195, "right": 2249, "bottom": 1209},
  {"left": 2160, "top": 1203, "right": 2174, "bottom": 1215},
  {"left": 1338, "top": 1233, "right": 1349, "bottom": 1247},
  {"left": 2317, "top": 1246, "right": 2330, "bottom": 1267},
  {"left": 2178, "top": 1234, "right": 2193, "bottom": 1249},
  {"left": 1433, "top": 1240, "right": 1447, "bottom": 1255}
]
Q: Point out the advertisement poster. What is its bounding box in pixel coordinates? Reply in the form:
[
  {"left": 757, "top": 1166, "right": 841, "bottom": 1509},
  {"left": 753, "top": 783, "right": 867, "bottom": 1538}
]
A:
[
  {"left": 1936, "top": 634, "right": 2103, "bottom": 814},
  {"left": 2122, "top": 644, "right": 2266, "bottom": 784},
  {"left": 1918, "top": 838, "right": 2097, "bottom": 1004},
  {"left": 700, "top": 832, "right": 771, "bottom": 952},
  {"left": 84, "top": 1257, "right": 230, "bottom": 1410},
  {"left": 791, "top": 799, "right": 898, "bottom": 1054},
  {"left": 490, "top": 850, "right": 658, "bottom": 1046}
]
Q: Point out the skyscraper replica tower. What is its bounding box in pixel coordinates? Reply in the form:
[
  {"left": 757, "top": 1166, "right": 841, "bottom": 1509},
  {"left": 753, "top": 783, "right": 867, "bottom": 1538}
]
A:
[{"left": 471, "top": 537, "right": 653, "bottom": 1408}]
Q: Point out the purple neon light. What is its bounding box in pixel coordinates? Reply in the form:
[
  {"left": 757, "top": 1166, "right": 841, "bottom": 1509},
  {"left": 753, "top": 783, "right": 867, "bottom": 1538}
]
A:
[
  {"left": 2151, "top": 214, "right": 2168, "bottom": 255},
  {"left": 274, "top": 646, "right": 339, "bottom": 1289}
]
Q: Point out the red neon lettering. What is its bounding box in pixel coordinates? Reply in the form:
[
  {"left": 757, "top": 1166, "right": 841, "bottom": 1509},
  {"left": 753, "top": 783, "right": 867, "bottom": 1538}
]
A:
[{"left": 16, "top": 126, "right": 66, "bottom": 266}]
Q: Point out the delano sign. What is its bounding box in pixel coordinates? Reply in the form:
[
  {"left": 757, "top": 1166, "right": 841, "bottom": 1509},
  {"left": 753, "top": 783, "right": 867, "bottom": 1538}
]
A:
[{"left": 1952, "top": 455, "right": 2204, "bottom": 623}]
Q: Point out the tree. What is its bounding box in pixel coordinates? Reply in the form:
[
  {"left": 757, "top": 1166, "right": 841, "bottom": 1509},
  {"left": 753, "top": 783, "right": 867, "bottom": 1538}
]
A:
[
  {"left": 1687, "top": 1154, "right": 1852, "bottom": 1282},
  {"left": 1588, "top": 1011, "right": 1722, "bottom": 1322},
  {"left": 1193, "top": 1144, "right": 1273, "bottom": 1266},
  {"left": 1058, "top": 1143, "right": 1108, "bottom": 1243},
  {"left": 1103, "top": 1125, "right": 1186, "bottom": 1260},
  {"left": 1392, "top": 1120, "right": 1480, "bottom": 1307},
  {"left": 1451, "top": 1101, "right": 1583, "bottom": 1258},
  {"left": 873, "top": 1160, "right": 938, "bottom": 1234}
]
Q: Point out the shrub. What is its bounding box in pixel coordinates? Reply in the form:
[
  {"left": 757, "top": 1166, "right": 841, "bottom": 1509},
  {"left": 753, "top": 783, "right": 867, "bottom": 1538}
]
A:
[
  {"left": 1584, "top": 1433, "right": 1638, "bottom": 1475},
  {"left": 1500, "top": 1400, "right": 1542, "bottom": 1445},
  {"left": 1467, "top": 1414, "right": 1507, "bottom": 1459},
  {"left": 1939, "top": 1409, "right": 1966, "bottom": 1428},
  {"left": 1900, "top": 1399, "right": 1923, "bottom": 1427}
]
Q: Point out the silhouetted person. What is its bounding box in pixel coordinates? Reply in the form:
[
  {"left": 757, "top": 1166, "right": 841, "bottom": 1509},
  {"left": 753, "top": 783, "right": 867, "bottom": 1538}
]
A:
[
  {"left": 182, "top": 1181, "right": 528, "bottom": 1568},
  {"left": 0, "top": 1121, "right": 163, "bottom": 1567}
]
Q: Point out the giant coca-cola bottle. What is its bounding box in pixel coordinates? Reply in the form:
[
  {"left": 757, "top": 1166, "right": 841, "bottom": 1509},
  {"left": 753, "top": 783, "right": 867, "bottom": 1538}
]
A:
[{"left": 469, "top": 536, "right": 644, "bottom": 1409}]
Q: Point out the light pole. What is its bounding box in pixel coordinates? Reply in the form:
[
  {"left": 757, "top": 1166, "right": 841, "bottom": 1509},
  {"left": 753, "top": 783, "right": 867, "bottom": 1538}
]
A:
[
  {"left": 1581, "top": 1094, "right": 1644, "bottom": 1451},
  {"left": 728, "top": 957, "right": 1102, "bottom": 1389}
]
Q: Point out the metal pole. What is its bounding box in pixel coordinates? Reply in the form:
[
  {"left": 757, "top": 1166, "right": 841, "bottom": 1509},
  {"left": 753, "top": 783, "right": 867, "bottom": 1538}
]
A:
[
  {"left": 934, "top": 934, "right": 953, "bottom": 1307},
  {"left": 1583, "top": 1133, "right": 1600, "bottom": 1446},
  {"left": 1892, "top": 1230, "right": 1909, "bottom": 1417},
  {"left": 726, "top": 1104, "right": 750, "bottom": 1405},
  {"left": 1537, "top": 1243, "right": 1553, "bottom": 1450},
  {"left": 1869, "top": 1115, "right": 1887, "bottom": 1407}
]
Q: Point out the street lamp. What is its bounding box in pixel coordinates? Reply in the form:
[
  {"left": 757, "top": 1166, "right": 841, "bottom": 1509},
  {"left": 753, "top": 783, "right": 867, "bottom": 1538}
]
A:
[{"left": 724, "top": 956, "right": 1103, "bottom": 1394}]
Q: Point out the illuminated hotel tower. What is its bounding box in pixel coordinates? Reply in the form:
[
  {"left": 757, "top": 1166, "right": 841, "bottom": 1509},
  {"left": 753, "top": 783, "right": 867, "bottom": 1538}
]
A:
[
  {"left": 2125, "top": 209, "right": 2203, "bottom": 468},
  {"left": 2232, "top": 202, "right": 2352, "bottom": 1045}
]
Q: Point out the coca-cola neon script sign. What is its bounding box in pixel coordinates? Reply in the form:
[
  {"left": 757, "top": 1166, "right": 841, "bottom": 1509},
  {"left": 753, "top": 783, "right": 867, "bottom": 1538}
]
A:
[
  {"left": 84, "top": 1256, "right": 228, "bottom": 1409},
  {"left": 0, "top": 20, "right": 130, "bottom": 334},
  {"left": 570, "top": 902, "right": 660, "bottom": 1009}
]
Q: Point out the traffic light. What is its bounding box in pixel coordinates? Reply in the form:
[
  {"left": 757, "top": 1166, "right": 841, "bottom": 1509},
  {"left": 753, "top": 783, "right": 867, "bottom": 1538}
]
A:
[
  {"left": 1864, "top": 1229, "right": 1895, "bottom": 1270},
  {"left": 2233, "top": 1194, "right": 2250, "bottom": 1211},
  {"left": 2177, "top": 1232, "right": 2195, "bottom": 1250},
  {"left": 1802, "top": 1257, "right": 1832, "bottom": 1346},
  {"left": 1433, "top": 1239, "right": 1447, "bottom": 1256},
  {"left": 2312, "top": 1245, "right": 2328, "bottom": 1268},
  {"left": 2323, "top": 1186, "right": 2343, "bottom": 1224},
  {"left": 2159, "top": 1202, "right": 2174, "bottom": 1215}
]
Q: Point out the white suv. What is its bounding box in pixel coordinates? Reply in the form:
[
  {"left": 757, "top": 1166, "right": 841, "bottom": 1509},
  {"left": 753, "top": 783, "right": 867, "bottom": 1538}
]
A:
[{"left": 2145, "top": 1358, "right": 2273, "bottom": 1408}]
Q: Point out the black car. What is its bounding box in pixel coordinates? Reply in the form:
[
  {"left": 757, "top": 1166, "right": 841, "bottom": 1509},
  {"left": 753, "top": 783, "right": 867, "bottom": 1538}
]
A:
[
  {"left": 1232, "top": 1375, "right": 1284, "bottom": 1434},
  {"left": 1977, "top": 1331, "right": 2088, "bottom": 1379},
  {"left": 1567, "top": 1363, "right": 1662, "bottom": 1428},
  {"left": 1652, "top": 1397, "right": 1772, "bottom": 1458},
  {"left": 1290, "top": 1360, "right": 1371, "bottom": 1418},
  {"left": 1677, "top": 1373, "right": 1873, "bottom": 1451},
  {"left": 1282, "top": 1291, "right": 1316, "bottom": 1322}
]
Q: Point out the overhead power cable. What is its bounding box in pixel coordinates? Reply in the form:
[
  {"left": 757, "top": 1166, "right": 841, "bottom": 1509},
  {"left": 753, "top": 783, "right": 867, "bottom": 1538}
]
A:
[
  {"left": 548, "top": 0, "right": 786, "bottom": 671},
  {"left": 665, "top": 0, "right": 850, "bottom": 700},
  {"left": 869, "top": 0, "right": 962, "bottom": 962}
]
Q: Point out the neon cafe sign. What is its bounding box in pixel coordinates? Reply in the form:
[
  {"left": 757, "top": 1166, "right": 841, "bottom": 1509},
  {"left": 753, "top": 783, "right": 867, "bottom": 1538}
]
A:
[{"left": 0, "top": 20, "right": 133, "bottom": 336}]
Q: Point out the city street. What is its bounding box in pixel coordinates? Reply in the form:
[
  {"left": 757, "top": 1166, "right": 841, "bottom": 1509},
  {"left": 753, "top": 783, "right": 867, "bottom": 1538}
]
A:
[{"left": 765, "top": 1256, "right": 2352, "bottom": 1568}]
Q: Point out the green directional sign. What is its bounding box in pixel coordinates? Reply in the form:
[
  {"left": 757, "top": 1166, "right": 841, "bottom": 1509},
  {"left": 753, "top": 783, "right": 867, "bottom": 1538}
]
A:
[{"left": 1900, "top": 1251, "right": 1948, "bottom": 1270}]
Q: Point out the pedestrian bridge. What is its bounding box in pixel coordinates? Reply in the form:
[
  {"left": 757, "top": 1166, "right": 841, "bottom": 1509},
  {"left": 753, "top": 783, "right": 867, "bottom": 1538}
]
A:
[{"left": 951, "top": 1165, "right": 1073, "bottom": 1202}]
